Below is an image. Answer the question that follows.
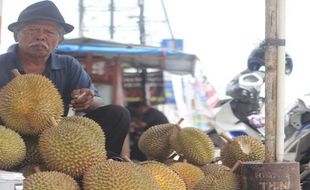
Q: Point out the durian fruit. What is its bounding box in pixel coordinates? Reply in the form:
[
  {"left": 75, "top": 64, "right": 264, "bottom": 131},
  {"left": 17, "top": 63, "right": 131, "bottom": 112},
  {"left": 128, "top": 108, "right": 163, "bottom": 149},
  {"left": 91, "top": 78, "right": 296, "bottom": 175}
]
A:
[
  {"left": 122, "top": 162, "right": 160, "bottom": 189},
  {"left": 83, "top": 160, "right": 160, "bottom": 190},
  {"left": 140, "top": 161, "right": 187, "bottom": 190},
  {"left": 0, "top": 126, "right": 26, "bottom": 170},
  {"left": 169, "top": 162, "right": 205, "bottom": 190},
  {"left": 138, "top": 123, "right": 175, "bottom": 161},
  {"left": 0, "top": 71, "right": 63, "bottom": 135},
  {"left": 169, "top": 124, "right": 215, "bottom": 166},
  {"left": 200, "top": 163, "right": 231, "bottom": 176},
  {"left": 38, "top": 119, "right": 107, "bottom": 178},
  {"left": 220, "top": 135, "right": 265, "bottom": 168},
  {"left": 23, "top": 171, "right": 79, "bottom": 190},
  {"left": 58, "top": 116, "right": 105, "bottom": 146},
  {"left": 194, "top": 170, "right": 240, "bottom": 190}
]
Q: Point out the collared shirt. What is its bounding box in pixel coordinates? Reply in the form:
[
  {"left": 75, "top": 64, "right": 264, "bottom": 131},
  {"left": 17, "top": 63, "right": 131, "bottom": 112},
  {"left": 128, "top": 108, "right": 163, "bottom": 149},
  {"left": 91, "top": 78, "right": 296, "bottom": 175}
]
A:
[{"left": 0, "top": 44, "right": 100, "bottom": 116}]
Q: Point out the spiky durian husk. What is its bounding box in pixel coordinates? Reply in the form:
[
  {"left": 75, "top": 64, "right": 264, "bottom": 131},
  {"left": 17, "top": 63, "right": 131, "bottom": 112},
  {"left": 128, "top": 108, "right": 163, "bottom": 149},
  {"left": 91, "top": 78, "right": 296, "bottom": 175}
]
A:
[
  {"left": 0, "top": 126, "right": 26, "bottom": 170},
  {"left": 58, "top": 116, "right": 105, "bottom": 147},
  {"left": 169, "top": 162, "right": 205, "bottom": 190},
  {"left": 0, "top": 74, "right": 63, "bottom": 135},
  {"left": 194, "top": 171, "right": 240, "bottom": 190},
  {"left": 39, "top": 122, "right": 107, "bottom": 178},
  {"left": 169, "top": 127, "right": 215, "bottom": 166},
  {"left": 140, "top": 161, "right": 187, "bottom": 190},
  {"left": 83, "top": 160, "right": 160, "bottom": 190},
  {"left": 220, "top": 136, "right": 265, "bottom": 168},
  {"left": 138, "top": 123, "right": 175, "bottom": 161},
  {"left": 23, "top": 171, "right": 79, "bottom": 190},
  {"left": 200, "top": 163, "right": 231, "bottom": 176}
]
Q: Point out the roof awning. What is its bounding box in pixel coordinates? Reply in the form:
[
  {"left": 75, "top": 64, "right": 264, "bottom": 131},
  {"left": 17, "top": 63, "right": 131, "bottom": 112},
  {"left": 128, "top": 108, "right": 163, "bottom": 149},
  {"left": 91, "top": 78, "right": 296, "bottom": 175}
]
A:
[{"left": 55, "top": 37, "right": 198, "bottom": 75}]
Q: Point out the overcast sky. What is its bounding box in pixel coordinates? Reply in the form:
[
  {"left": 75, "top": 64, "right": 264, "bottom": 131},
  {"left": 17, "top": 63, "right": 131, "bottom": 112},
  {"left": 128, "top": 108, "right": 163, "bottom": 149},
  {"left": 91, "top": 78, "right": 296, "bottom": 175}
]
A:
[{"left": 1, "top": 0, "right": 310, "bottom": 102}]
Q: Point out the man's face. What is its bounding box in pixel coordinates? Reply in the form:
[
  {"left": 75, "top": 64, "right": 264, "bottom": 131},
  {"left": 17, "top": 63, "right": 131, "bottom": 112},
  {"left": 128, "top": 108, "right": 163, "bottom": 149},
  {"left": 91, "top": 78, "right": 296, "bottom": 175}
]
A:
[{"left": 15, "top": 20, "right": 63, "bottom": 58}]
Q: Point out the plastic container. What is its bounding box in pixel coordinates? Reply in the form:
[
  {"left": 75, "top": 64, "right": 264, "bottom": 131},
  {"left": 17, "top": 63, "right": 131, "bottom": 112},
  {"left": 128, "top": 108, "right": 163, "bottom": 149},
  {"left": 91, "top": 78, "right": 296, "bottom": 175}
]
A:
[{"left": 0, "top": 170, "right": 24, "bottom": 190}]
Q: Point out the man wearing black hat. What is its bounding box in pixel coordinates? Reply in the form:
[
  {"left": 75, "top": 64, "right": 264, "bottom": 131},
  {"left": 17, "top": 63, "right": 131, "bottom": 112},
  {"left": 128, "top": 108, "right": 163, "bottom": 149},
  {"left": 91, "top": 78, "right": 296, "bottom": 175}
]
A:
[{"left": 0, "top": 1, "right": 130, "bottom": 157}]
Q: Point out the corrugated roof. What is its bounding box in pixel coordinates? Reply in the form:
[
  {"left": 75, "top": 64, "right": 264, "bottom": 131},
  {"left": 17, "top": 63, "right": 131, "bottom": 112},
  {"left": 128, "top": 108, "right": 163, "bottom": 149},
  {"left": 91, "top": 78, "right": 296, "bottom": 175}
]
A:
[{"left": 56, "top": 37, "right": 197, "bottom": 75}]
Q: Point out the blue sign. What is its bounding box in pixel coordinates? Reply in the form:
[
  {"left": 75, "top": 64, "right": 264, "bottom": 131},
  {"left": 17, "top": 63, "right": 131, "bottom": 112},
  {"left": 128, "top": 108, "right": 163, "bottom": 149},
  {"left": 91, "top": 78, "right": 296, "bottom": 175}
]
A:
[
  {"left": 164, "top": 80, "right": 176, "bottom": 104},
  {"left": 161, "top": 39, "right": 183, "bottom": 51}
]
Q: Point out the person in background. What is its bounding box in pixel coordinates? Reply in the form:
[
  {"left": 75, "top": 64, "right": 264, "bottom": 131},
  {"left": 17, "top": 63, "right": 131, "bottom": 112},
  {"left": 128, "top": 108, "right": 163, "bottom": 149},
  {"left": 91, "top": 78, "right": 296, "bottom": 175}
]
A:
[
  {"left": 127, "top": 101, "right": 169, "bottom": 161},
  {"left": 0, "top": 1, "right": 130, "bottom": 157}
]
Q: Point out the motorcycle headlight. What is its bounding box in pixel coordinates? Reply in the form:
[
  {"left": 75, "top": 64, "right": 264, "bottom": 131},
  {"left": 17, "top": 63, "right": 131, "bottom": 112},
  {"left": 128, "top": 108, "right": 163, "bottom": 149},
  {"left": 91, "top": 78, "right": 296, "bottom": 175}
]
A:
[{"left": 238, "top": 72, "right": 264, "bottom": 92}]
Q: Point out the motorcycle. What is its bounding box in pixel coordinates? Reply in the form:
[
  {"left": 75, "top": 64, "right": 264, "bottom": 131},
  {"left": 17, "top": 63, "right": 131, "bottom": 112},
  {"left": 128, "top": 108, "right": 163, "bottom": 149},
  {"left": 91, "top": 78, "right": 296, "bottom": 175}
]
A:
[
  {"left": 285, "top": 95, "right": 310, "bottom": 189},
  {"left": 207, "top": 70, "right": 310, "bottom": 189},
  {"left": 209, "top": 68, "right": 310, "bottom": 189},
  {"left": 213, "top": 69, "right": 266, "bottom": 141},
  {"left": 206, "top": 69, "right": 265, "bottom": 148},
  {"left": 207, "top": 41, "right": 310, "bottom": 188}
]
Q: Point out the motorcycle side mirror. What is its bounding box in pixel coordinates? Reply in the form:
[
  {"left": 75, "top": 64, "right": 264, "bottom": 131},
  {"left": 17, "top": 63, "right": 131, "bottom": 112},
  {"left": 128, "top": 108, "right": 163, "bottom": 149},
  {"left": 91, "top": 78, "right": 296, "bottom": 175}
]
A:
[{"left": 238, "top": 72, "right": 264, "bottom": 91}]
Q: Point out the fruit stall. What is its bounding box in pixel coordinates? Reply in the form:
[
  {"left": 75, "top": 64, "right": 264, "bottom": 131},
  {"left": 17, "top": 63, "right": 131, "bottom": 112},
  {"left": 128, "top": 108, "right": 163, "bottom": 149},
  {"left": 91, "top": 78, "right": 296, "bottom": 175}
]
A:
[
  {"left": 0, "top": 40, "right": 287, "bottom": 190},
  {"left": 55, "top": 37, "right": 217, "bottom": 130},
  {"left": 55, "top": 37, "right": 198, "bottom": 106}
]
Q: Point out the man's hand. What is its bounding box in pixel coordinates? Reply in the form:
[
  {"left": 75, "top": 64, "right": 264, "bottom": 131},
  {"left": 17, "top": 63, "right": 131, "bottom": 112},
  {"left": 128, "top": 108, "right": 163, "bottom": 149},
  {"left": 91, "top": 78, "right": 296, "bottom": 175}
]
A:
[{"left": 70, "top": 89, "right": 95, "bottom": 112}]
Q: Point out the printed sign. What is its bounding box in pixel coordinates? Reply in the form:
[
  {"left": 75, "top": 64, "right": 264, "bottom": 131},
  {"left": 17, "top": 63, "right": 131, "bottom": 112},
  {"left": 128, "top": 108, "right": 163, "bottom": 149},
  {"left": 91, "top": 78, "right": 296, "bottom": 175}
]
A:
[{"left": 123, "top": 70, "right": 165, "bottom": 105}]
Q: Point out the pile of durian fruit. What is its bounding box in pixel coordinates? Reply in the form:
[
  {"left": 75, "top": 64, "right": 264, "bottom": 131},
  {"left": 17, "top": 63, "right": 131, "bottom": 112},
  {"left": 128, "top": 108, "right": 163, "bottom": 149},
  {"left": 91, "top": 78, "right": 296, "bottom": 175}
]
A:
[{"left": 0, "top": 71, "right": 266, "bottom": 190}]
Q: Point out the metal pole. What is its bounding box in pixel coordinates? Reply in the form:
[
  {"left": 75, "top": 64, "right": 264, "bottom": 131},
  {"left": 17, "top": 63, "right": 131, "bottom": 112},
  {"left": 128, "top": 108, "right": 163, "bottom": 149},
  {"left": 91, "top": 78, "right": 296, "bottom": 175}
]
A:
[
  {"left": 138, "top": 0, "right": 145, "bottom": 45},
  {"left": 265, "top": 0, "right": 286, "bottom": 162},
  {"left": 109, "top": 0, "right": 115, "bottom": 39}
]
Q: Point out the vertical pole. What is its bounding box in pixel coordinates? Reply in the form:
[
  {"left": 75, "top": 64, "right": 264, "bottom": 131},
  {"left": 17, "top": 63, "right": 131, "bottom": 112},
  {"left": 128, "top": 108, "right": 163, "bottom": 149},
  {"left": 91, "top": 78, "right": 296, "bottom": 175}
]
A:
[
  {"left": 78, "top": 0, "right": 84, "bottom": 37},
  {"left": 265, "top": 0, "right": 277, "bottom": 162},
  {"left": 138, "top": 0, "right": 146, "bottom": 102},
  {"left": 265, "top": 0, "right": 286, "bottom": 162},
  {"left": 141, "top": 68, "right": 147, "bottom": 103},
  {"left": 138, "top": 0, "right": 145, "bottom": 45},
  {"left": 109, "top": 0, "right": 114, "bottom": 39},
  {"left": 276, "top": 0, "right": 286, "bottom": 162}
]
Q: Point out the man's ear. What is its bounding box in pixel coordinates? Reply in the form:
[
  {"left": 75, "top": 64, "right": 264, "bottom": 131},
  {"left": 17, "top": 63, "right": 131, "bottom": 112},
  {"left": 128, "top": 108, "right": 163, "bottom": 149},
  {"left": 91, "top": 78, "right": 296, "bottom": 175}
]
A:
[
  {"left": 58, "top": 34, "right": 64, "bottom": 44},
  {"left": 13, "top": 32, "right": 18, "bottom": 42}
]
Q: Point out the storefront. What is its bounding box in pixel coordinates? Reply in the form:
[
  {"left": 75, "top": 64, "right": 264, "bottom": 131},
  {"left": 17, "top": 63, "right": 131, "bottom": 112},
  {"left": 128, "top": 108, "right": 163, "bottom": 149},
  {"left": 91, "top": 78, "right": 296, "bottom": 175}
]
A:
[{"left": 56, "top": 37, "right": 198, "bottom": 106}]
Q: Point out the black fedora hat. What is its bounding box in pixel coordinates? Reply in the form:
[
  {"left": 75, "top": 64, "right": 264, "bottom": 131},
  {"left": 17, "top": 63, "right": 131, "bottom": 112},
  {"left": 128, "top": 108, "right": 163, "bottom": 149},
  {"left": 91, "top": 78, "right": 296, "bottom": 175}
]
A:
[{"left": 8, "top": 1, "right": 74, "bottom": 34}]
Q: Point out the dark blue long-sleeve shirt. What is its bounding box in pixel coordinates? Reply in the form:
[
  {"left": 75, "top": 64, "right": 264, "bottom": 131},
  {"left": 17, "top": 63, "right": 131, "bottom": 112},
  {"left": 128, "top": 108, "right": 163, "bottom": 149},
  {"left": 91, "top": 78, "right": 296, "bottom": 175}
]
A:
[{"left": 0, "top": 44, "right": 99, "bottom": 117}]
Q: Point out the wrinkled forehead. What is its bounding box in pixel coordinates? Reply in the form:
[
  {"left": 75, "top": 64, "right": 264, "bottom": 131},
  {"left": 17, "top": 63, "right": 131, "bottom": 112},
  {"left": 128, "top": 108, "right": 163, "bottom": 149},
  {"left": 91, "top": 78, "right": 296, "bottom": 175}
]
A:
[{"left": 18, "top": 20, "right": 63, "bottom": 31}]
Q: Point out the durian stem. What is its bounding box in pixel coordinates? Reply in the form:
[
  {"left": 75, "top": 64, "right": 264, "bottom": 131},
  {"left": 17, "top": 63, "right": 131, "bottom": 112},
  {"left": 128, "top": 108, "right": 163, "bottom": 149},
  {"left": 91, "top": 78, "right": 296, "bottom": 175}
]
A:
[
  {"left": 176, "top": 118, "right": 184, "bottom": 126},
  {"left": 49, "top": 117, "right": 58, "bottom": 128},
  {"left": 231, "top": 160, "right": 242, "bottom": 173},
  {"left": 182, "top": 158, "right": 187, "bottom": 163},
  {"left": 34, "top": 166, "right": 41, "bottom": 173},
  {"left": 175, "top": 118, "right": 184, "bottom": 130},
  {"left": 219, "top": 132, "right": 233, "bottom": 143},
  {"left": 12, "top": 69, "right": 21, "bottom": 77}
]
